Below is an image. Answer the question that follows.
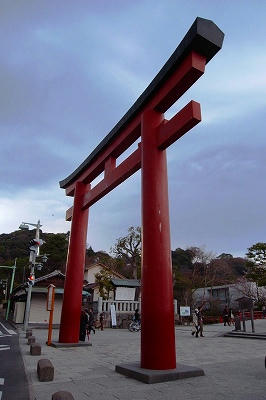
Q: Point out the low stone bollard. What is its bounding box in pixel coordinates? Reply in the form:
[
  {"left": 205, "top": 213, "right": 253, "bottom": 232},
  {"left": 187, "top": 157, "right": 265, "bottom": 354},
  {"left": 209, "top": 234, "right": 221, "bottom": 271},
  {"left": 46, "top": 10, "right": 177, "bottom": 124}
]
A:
[
  {"left": 37, "top": 359, "right": 54, "bottom": 382},
  {"left": 27, "top": 336, "right": 36, "bottom": 345},
  {"left": 52, "top": 391, "right": 74, "bottom": 400},
  {"left": 30, "top": 343, "right": 41, "bottom": 356},
  {"left": 26, "top": 330, "right": 33, "bottom": 338}
]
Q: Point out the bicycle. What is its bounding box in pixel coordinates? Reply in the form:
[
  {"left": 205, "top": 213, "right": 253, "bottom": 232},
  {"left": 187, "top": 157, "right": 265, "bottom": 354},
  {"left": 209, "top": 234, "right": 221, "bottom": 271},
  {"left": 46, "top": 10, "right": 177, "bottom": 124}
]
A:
[{"left": 128, "top": 320, "right": 141, "bottom": 332}]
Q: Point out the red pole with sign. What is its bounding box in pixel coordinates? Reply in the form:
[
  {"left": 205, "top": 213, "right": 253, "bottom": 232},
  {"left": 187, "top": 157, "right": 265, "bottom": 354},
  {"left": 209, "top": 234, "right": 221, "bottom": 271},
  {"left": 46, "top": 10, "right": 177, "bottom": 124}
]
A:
[{"left": 47, "top": 284, "right": 55, "bottom": 346}]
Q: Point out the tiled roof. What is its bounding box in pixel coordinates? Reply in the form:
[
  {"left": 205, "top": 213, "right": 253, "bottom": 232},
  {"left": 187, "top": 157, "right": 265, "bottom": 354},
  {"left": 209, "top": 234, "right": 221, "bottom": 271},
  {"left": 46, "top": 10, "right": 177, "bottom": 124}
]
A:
[{"left": 111, "top": 279, "right": 141, "bottom": 287}]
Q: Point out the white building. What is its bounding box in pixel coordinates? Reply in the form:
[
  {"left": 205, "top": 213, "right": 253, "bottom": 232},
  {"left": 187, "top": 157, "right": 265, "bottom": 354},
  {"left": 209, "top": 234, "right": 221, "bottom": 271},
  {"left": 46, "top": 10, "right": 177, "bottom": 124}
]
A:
[
  {"left": 12, "top": 270, "right": 89, "bottom": 325},
  {"left": 11, "top": 264, "right": 142, "bottom": 326},
  {"left": 83, "top": 263, "right": 128, "bottom": 301},
  {"left": 194, "top": 280, "right": 266, "bottom": 310},
  {"left": 193, "top": 283, "right": 248, "bottom": 310}
]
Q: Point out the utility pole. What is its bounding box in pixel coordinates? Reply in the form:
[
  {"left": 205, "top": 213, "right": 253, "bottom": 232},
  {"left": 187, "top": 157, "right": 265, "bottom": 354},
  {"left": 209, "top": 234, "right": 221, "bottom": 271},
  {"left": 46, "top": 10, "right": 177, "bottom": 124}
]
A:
[
  {"left": 5, "top": 259, "right": 17, "bottom": 320},
  {"left": 19, "top": 220, "right": 43, "bottom": 331},
  {"left": 0, "top": 262, "right": 16, "bottom": 320}
]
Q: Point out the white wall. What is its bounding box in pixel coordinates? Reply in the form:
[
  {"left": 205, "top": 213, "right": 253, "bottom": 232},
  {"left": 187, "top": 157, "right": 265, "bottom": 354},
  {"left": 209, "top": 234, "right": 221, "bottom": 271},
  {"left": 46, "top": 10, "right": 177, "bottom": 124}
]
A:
[
  {"left": 84, "top": 265, "right": 101, "bottom": 283},
  {"left": 13, "top": 302, "right": 25, "bottom": 323},
  {"left": 29, "top": 294, "right": 62, "bottom": 324}
]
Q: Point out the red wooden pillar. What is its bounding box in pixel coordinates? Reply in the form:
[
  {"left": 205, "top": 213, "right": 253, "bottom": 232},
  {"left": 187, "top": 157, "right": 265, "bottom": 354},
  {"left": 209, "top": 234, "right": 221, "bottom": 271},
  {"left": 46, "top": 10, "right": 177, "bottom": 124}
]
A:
[
  {"left": 141, "top": 109, "right": 176, "bottom": 369},
  {"left": 59, "top": 182, "right": 89, "bottom": 343}
]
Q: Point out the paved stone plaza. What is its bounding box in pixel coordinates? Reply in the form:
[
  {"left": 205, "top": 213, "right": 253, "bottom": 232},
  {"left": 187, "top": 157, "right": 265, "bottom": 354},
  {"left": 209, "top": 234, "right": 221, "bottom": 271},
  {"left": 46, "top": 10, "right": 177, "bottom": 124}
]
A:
[{"left": 19, "top": 320, "right": 266, "bottom": 400}]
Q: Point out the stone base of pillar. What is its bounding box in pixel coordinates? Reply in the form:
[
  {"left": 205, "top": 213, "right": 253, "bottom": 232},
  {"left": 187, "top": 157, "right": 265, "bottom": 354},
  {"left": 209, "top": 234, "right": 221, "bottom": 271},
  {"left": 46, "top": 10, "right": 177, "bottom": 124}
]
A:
[
  {"left": 115, "top": 362, "right": 204, "bottom": 384},
  {"left": 49, "top": 341, "right": 92, "bottom": 348}
]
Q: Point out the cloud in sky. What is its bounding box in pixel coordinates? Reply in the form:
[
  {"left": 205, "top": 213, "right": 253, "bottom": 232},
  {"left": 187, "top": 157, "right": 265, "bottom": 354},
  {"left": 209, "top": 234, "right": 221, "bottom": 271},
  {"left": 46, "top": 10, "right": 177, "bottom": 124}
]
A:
[
  {"left": 168, "top": 141, "right": 266, "bottom": 253},
  {"left": 1, "top": 0, "right": 266, "bottom": 258}
]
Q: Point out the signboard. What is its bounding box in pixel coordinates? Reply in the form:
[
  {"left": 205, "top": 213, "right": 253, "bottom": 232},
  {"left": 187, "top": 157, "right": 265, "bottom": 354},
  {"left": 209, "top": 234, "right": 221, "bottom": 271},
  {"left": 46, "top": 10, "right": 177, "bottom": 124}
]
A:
[
  {"left": 110, "top": 304, "right": 117, "bottom": 327},
  {"left": 46, "top": 284, "right": 55, "bottom": 311},
  {"left": 180, "top": 306, "right": 191, "bottom": 317},
  {"left": 115, "top": 287, "right": 136, "bottom": 301}
]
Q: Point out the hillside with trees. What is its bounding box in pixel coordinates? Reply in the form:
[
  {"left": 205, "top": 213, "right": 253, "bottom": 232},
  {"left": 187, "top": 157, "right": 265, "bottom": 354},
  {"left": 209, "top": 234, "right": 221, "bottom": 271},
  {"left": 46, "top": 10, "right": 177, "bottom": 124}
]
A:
[
  {"left": 0, "top": 230, "right": 69, "bottom": 287},
  {"left": 171, "top": 247, "right": 247, "bottom": 306},
  {"left": 0, "top": 226, "right": 260, "bottom": 307}
]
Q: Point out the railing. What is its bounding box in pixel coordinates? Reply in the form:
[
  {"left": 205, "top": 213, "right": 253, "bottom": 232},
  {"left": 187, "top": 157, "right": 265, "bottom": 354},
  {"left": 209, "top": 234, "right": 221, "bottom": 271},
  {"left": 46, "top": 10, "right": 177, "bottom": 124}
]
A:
[
  {"left": 99, "top": 299, "right": 140, "bottom": 313},
  {"left": 240, "top": 311, "right": 264, "bottom": 320},
  {"left": 98, "top": 298, "right": 178, "bottom": 314},
  {"left": 216, "top": 311, "right": 264, "bottom": 323}
]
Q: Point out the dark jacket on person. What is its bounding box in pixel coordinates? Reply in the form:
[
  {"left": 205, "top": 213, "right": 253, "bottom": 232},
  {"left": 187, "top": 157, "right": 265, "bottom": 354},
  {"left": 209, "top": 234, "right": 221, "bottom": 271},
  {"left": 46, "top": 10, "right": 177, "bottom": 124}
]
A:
[
  {"left": 88, "top": 311, "right": 94, "bottom": 327},
  {"left": 134, "top": 310, "right": 140, "bottom": 322},
  {"left": 79, "top": 310, "right": 88, "bottom": 341}
]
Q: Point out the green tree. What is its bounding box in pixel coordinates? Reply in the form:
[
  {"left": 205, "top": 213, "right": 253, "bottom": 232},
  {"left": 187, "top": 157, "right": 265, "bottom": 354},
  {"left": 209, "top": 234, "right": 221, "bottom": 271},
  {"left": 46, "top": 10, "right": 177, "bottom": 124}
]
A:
[
  {"left": 244, "top": 243, "right": 266, "bottom": 307},
  {"left": 111, "top": 226, "right": 141, "bottom": 279},
  {"left": 94, "top": 268, "right": 114, "bottom": 300},
  {"left": 246, "top": 243, "right": 266, "bottom": 287},
  {"left": 172, "top": 248, "right": 193, "bottom": 304},
  {"left": 245, "top": 263, "right": 266, "bottom": 288},
  {"left": 217, "top": 253, "right": 233, "bottom": 260},
  {"left": 172, "top": 247, "right": 214, "bottom": 305},
  {"left": 41, "top": 232, "right": 69, "bottom": 274},
  {"left": 246, "top": 243, "right": 266, "bottom": 266},
  {"left": 172, "top": 248, "right": 193, "bottom": 271},
  {"left": 172, "top": 247, "right": 235, "bottom": 306},
  {"left": 86, "top": 246, "right": 95, "bottom": 258}
]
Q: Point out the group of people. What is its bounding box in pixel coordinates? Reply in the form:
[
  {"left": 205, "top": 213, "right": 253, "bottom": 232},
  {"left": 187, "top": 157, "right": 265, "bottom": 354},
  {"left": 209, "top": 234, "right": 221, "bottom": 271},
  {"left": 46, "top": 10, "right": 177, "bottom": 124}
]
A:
[
  {"left": 80, "top": 304, "right": 248, "bottom": 341},
  {"left": 191, "top": 305, "right": 204, "bottom": 337},
  {"left": 79, "top": 308, "right": 105, "bottom": 342},
  {"left": 191, "top": 304, "right": 242, "bottom": 337},
  {"left": 191, "top": 304, "right": 235, "bottom": 337}
]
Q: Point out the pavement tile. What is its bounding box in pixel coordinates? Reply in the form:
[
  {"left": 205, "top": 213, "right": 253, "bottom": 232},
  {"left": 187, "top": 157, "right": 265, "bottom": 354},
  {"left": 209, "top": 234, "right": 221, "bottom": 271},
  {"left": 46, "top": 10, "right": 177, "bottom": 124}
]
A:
[{"left": 18, "top": 320, "right": 266, "bottom": 400}]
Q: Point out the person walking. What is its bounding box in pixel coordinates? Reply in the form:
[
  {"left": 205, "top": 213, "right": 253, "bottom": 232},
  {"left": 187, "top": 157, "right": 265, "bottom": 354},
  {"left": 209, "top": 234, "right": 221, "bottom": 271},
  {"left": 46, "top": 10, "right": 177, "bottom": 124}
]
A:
[
  {"left": 228, "top": 308, "right": 233, "bottom": 326},
  {"left": 99, "top": 312, "right": 104, "bottom": 331},
  {"left": 191, "top": 308, "right": 200, "bottom": 337},
  {"left": 79, "top": 309, "right": 88, "bottom": 342},
  {"left": 222, "top": 306, "right": 229, "bottom": 326},
  {"left": 86, "top": 308, "right": 96, "bottom": 341},
  {"left": 196, "top": 305, "right": 204, "bottom": 337}
]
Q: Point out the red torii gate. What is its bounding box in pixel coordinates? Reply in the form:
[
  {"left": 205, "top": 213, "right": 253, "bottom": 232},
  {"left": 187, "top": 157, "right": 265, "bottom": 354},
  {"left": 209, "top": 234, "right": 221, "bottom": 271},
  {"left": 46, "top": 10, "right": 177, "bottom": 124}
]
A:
[{"left": 58, "top": 17, "right": 224, "bottom": 381}]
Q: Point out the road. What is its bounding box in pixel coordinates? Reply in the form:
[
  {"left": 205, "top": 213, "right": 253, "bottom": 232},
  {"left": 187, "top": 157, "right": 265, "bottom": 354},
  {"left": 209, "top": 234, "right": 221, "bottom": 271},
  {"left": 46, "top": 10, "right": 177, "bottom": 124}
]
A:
[{"left": 0, "top": 318, "right": 29, "bottom": 400}]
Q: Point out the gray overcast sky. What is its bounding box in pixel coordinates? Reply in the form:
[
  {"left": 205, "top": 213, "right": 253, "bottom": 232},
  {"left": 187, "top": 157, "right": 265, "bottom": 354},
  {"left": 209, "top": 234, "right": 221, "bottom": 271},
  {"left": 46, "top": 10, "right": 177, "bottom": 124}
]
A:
[{"left": 0, "top": 0, "right": 265, "bottom": 258}]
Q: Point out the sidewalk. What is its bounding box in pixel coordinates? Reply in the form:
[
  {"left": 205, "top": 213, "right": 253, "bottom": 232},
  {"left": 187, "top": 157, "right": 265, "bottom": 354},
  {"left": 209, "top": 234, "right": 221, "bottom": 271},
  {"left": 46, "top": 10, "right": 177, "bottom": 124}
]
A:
[{"left": 19, "top": 320, "right": 266, "bottom": 400}]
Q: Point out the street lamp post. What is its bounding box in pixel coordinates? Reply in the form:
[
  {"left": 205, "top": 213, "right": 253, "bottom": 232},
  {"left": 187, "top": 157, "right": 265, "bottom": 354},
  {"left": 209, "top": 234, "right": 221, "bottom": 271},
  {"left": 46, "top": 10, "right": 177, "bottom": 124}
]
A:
[
  {"left": 6, "top": 260, "right": 16, "bottom": 320},
  {"left": 19, "top": 220, "right": 42, "bottom": 331}
]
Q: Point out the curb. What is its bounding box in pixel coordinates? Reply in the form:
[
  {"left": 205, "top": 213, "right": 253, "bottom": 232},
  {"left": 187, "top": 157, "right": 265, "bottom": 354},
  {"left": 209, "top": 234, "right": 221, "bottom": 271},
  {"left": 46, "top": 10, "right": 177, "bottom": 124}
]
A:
[{"left": 17, "top": 328, "right": 36, "bottom": 400}]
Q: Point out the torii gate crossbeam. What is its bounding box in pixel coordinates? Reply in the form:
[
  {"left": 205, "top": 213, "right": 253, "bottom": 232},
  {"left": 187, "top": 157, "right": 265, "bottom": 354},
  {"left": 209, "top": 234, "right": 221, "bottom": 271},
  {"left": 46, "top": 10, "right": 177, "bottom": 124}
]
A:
[{"left": 58, "top": 17, "right": 224, "bottom": 377}]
